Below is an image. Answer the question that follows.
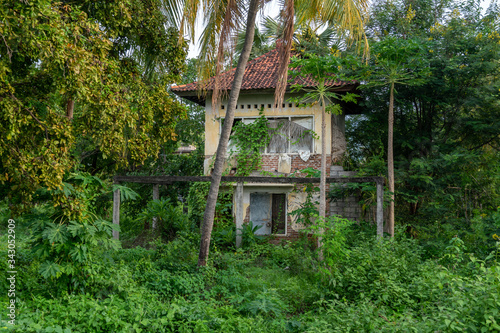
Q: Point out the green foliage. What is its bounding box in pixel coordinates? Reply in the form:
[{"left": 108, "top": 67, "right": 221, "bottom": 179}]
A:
[
  {"left": 289, "top": 53, "right": 359, "bottom": 116},
  {"left": 153, "top": 237, "right": 199, "bottom": 272},
  {"left": 439, "top": 235, "right": 469, "bottom": 270},
  {"left": 28, "top": 173, "right": 120, "bottom": 291},
  {"left": 187, "top": 182, "right": 235, "bottom": 247},
  {"left": 228, "top": 112, "right": 273, "bottom": 176},
  {"left": 12, "top": 291, "right": 172, "bottom": 333},
  {"left": 238, "top": 288, "right": 289, "bottom": 318},
  {"left": 30, "top": 216, "right": 118, "bottom": 286},
  {"left": 309, "top": 215, "right": 354, "bottom": 270},
  {"left": 289, "top": 167, "right": 320, "bottom": 227},
  {"left": 331, "top": 235, "right": 424, "bottom": 309},
  {"left": 239, "top": 221, "right": 264, "bottom": 248},
  {"left": 136, "top": 198, "right": 192, "bottom": 241},
  {"left": 4, "top": 214, "right": 500, "bottom": 332},
  {"left": 212, "top": 221, "right": 236, "bottom": 251},
  {"left": 186, "top": 182, "right": 210, "bottom": 227},
  {"left": 0, "top": 0, "right": 188, "bottom": 205},
  {"left": 146, "top": 270, "right": 206, "bottom": 300},
  {"left": 341, "top": 0, "right": 500, "bottom": 250}
]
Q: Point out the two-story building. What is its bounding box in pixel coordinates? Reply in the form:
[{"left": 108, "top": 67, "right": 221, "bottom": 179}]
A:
[{"left": 172, "top": 48, "right": 361, "bottom": 242}]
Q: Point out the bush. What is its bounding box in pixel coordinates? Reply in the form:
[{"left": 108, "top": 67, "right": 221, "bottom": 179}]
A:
[
  {"left": 145, "top": 270, "right": 206, "bottom": 300},
  {"left": 11, "top": 290, "right": 170, "bottom": 332},
  {"left": 136, "top": 198, "right": 192, "bottom": 241},
  {"left": 153, "top": 237, "right": 198, "bottom": 272},
  {"left": 331, "top": 235, "right": 424, "bottom": 309}
]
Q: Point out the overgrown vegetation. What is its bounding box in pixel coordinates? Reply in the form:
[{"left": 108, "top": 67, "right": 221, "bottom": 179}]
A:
[
  {"left": 0, "top": 0, "right": 499, "bottom": 331},
  {"left": 1, "top": 205, "right": 499, "bottom": 332},
  {"left": 228, "top": 112, "right": 273, "bottom": 176}
]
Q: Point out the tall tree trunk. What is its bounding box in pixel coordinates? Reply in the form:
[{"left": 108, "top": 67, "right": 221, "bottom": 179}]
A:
[
  {"left": 318, "top": 94, "right": 327, "bottom": 256},
  {"left": 388, "top": 82, "right": 395, "bottom": 237},
  {"left": 66, "top": 99, "right": 74, "bottom": 120},
  {"left": 198, "top": 0, "right": 259, "bottom": 266}
]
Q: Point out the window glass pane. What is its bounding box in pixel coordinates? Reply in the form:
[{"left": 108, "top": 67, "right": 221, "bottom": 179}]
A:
[
  {"left": 267, "top": 119, "right": 289, "bottom": 153},
  {"left": 290, "top": 117, "right": 313, "bottom": 153}
]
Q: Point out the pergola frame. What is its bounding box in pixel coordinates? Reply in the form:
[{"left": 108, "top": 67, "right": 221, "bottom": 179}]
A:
[{"left": 112, "top": 175, "right": 385, "bottom": 243}]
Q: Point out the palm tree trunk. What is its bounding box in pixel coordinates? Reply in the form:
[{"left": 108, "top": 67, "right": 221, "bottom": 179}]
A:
[
  {"left": 388, "top": 81, "right": 395, "bottom": 237},
  {"left": 198, "top": 0, "right": 259, "bottom": 266}
]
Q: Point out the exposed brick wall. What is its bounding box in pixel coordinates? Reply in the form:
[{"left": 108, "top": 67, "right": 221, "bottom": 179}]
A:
[{"left": 260, "top": 154, "right": 331, "bottom": 174}]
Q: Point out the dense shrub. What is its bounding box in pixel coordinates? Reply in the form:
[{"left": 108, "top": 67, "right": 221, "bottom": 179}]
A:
[{"left": 331, "top": 236, "right": 424, "bottom": 309}]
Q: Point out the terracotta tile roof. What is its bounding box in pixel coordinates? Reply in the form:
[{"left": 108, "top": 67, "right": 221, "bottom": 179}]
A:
[{"left": 171, "top": 48, "right": 355, "bottom": 97}]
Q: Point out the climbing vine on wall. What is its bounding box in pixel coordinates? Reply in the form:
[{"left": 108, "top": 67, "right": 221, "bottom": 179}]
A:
[{"left": 229, "top": 112, "right": 273, "bottom": 176}]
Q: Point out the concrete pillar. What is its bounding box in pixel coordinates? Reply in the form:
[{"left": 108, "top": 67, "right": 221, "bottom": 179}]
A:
[
  {"left": 152, "top": 184, "right": 159, "bottom": 230},
  {"left": 113, "top": 186, "right": 120, "bottom": 240},
  {"left": 235, "top": 182, "right": 244, "bottom": 248}
]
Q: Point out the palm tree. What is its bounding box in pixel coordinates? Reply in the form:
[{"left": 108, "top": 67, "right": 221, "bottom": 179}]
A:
[
  {"left": 234, "top": 25, "right": 273, "bottom": 60},
  {"left": 196, "top": 0, "right": 261, "bottom": 266},
  {"left": 234, "top": 16, "right": 343, "bottom": 60},
  {"left": 262, "top": 16, "right": 345, "bottom": 56},
  {"left": 179, "top": 0, "right": 369, "bottom": 266}
]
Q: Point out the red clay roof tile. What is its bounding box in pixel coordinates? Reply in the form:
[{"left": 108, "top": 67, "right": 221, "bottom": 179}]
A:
[{"left": 171, "top": 48, "right": 354, "bottom": 94}]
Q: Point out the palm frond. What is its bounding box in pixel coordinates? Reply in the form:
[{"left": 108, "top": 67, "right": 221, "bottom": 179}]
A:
[
  {"left": 161, "top": 0, "right": 184, "bottom": 29},
  {"left": 261, "top": 16, "right": 282, "bottom": 39},
  {"left": 212, "top": 0, "right": 244, "bottom": 109},
  {"left": 320, "top": 0, "right": 369, "bottom": 55},
  {"left": 180, "top": 0, "right": 202, "bottom": 42},
  {"left": 294, "top": 0, "right": 369, "bottom": 56}
]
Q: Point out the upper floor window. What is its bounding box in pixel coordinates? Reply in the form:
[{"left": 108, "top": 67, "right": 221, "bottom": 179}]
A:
[{"left": 227, "top": 116, "right": 314, "bottom": 153}]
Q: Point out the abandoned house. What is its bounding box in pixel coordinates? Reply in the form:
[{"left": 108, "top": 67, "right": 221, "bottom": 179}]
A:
[{"left": 171, "top": 49, "right": 366, "bottom": 242}]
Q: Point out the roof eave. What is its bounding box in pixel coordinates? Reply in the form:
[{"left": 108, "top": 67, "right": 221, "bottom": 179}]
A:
[{"left": 172, "top": 82, "right": 359, "bottom": 107}]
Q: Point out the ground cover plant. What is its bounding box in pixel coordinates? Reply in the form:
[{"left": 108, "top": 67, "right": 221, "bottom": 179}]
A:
[{"left": 1, "top": 199, "right": 499, "bottom": 332}]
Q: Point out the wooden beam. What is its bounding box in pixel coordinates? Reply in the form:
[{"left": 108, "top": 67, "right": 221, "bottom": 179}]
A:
[{"left": 114, "top": 175, "right": 383, "bottom": 185}]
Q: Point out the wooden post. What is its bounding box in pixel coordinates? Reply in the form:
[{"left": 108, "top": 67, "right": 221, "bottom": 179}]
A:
[
  {"left": 376, "top": 180, "right": 384, "bottom": 238},
  {"left": 152, "top": 184, "right": 159, "bottom": 230},
  {"left": 235, "top": 182, "right": 244, "bottom": 248},
  {"left": 113, "top": 185, "right": 120, "bottom": 240}
]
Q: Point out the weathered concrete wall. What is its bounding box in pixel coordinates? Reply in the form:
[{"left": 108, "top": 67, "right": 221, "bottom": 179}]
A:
[
  {"left": 331, "top": 114, "right": 346, "bottom": 164},
  {"left": 329, "top": 165, "right": 362, "bottom": 221},
  {"left": 329, "top": 165, "right": 387, "bottom": 225}
]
